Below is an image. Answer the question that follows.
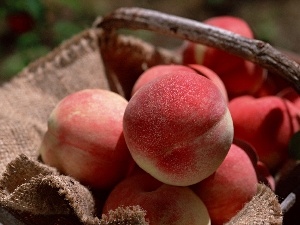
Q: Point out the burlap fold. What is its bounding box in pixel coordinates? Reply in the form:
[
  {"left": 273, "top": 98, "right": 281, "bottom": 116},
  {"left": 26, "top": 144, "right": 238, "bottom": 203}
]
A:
[
  {"left": 0, "top": 20, "right": 283, "bottom": 224},
  {"left": 0, "top": 154, "right": 99, "bottom": 225}
]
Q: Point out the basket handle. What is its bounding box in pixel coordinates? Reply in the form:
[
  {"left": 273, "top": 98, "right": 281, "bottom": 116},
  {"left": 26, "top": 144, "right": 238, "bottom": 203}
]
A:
[{"left": 96, "top": 7, "right": 300, "bottom": 93}]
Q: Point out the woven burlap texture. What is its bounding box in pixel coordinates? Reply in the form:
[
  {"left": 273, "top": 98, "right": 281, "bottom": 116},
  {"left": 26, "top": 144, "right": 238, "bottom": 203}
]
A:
[{"left": 0, "top": 26, "right": 282, "bottom": 225}]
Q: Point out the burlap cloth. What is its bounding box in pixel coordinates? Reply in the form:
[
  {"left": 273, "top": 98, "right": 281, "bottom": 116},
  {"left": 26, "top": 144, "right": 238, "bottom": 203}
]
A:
[{"left": 0, "top": 22, "right": 283, "bottom": 224}]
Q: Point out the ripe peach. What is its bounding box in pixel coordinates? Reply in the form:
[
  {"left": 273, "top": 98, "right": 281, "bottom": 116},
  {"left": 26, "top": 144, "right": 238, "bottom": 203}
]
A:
[
  {"left": 191, "top": 143, "right": 258, "bottom": 225},
  {"left": 39, "top": 89, "right": 132, "bottom": 190},
  {"left": 228, "top": 95, "right": 300, "bottom": 171},
  {"left": 131, "top": 64, "right": 196, "bottom": 96},
  {"left": 103, "top": 169, "right": 211, "bottom": 225},
  {"left": 181, "top": 16, "right": 266, "bottom": 98},
  {"left": 123, "top": 71, "right": 233, "bottom": 186}
]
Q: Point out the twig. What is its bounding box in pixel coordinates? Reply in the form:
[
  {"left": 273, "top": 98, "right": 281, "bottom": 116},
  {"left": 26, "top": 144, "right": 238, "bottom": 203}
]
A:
[
  {"left": 97, "top": 7, "right": 300, "bottom": 93},
  {"left": 280, "top": 192, "right": 296, "bottom": 214},
  {"left": 280, "top": 181, "right": 300, "bottom": 214}
]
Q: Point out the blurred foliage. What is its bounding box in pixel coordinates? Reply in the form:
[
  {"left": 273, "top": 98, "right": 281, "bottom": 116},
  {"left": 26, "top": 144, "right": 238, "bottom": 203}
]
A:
[
  {"left": 0, "top": 0, "right": 95, "bottom": 80},
  {"left": 0, "top": 0, "right": 299, "bottom": 80}
]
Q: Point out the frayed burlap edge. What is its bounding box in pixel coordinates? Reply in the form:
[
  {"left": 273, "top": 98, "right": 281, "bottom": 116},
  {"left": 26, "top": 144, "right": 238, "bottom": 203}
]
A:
[
  {"left": 0, "top": 154, "right": 150, "bottom": 225},
  {"left": 0, "top": 154, "right": 99, "bottom": 224},
  {"left": 100, "top": 206, "right": 149, "bottom": 225},
  {"left": 225, "top": 184, "right": 283, "bottom": 225},
  {"left": 20, "top": 28, "right": 103, "bottom": 77}
]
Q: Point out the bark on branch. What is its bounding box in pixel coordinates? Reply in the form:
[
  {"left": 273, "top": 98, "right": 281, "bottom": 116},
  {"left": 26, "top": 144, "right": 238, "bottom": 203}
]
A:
[{"left": 97, "top": 7, "right": 300, "bottom": 93}]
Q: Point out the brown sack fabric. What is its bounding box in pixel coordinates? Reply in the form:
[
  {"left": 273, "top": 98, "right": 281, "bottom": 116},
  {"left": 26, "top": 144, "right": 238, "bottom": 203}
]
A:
[
  {"left": 0, "top": 29, "right": 109, "bottom": 173},
  {"left": 0, "top": 19, "right": 282, "bottom": 225}
]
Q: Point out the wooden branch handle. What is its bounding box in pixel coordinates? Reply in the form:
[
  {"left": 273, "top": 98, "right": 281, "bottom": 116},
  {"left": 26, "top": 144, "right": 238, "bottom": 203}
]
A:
[{"left": 97, "top": 7, "right": 300, "bottom": 93}]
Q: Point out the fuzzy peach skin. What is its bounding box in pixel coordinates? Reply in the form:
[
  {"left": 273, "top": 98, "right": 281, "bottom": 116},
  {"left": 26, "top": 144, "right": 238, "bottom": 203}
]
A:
[
  {"left": 123, "top": 71, "right": 234, "bottom": 186},
  {"left": 103, "top": 169, "right": 211, "bottom": 225},
  {"left": 187, "top": 64, "right": 228, "bottom": 102},
  {"left": 131, "top": 64, "right": 196, "bottom": 96},
  {"left": 181, "top": 16, "right": 266, "bottom": 98},
  {"left": 228, "top": 95, "right": 300, "bottom": 171},
  {"left": 191, "top": 143, "right": 258, "bottom": 225},
  {"left": 39, "top": 89, "right": 132, "bottom": 190}
]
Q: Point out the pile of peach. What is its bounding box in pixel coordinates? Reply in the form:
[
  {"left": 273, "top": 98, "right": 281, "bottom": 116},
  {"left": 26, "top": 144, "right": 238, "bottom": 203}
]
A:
[{"left": 39, "top": 16, "right": 300, "bottom": 225}]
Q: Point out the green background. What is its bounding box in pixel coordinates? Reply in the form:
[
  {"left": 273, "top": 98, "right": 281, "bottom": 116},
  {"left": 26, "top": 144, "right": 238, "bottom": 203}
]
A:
[{"left": 0, "top": 0, "right": 299, "bottom": 80}]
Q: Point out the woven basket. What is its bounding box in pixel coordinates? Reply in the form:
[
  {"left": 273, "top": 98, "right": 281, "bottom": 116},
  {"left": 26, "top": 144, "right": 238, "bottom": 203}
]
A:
[{"left": 1, "top": 7, "right": 299, "bottom": 225}]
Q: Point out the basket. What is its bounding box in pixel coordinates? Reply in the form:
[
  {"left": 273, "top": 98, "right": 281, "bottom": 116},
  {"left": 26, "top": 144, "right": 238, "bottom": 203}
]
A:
[{"left": 1, "top": 7, "right": 299, "bottom": 225}]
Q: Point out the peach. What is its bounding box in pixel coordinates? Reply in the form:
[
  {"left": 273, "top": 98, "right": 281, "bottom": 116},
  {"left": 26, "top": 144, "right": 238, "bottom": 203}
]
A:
[
  {"left": 131, "top": 64, "right": 195, "bottom": 96},
  {"left": 191, "top": 143, "right": 258, "bottom": 225},
  {"left": 39, "top": 89, "right": 132, "bottom": 190},
  {"left": 181, "top": 16, "right": 266, "bottom": 98},
  {"left": 228, "top": 95, "right": 300, "bottom": 171},
  {"left": 123, "top": 71, "right": 233, "bottom": 186},
  {"left": 103, "top": 169, "right": 211, "bottom": 225}
]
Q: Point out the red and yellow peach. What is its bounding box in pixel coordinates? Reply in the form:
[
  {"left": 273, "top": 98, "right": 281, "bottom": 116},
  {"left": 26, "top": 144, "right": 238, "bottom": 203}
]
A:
[
  {"left": 191, "top": 143, "right": 258, "bottom": 225},
  {"left": 123, "top": 71, "right": 233, "bottom": 186},
  {"left": 39, "top": 89, "right": 132, "bottom": 190},
  {"left": 103, "top": 169, "right": 211, "bottom": 225},
  {"left": 228, "top": 95, "right": 300, "bottom": 171}
]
